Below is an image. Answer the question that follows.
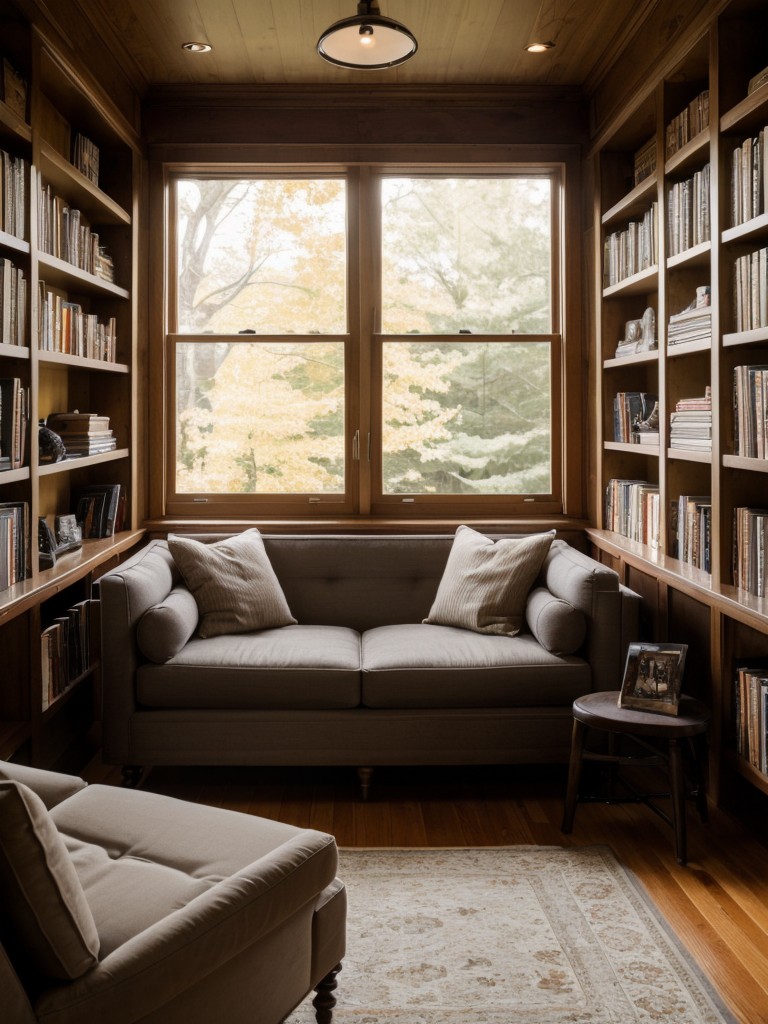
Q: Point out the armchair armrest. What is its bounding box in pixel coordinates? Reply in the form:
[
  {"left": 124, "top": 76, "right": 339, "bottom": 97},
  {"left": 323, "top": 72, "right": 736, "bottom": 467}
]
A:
[{"left": 0, "top": 760, "right": 87, "bottom": 810}]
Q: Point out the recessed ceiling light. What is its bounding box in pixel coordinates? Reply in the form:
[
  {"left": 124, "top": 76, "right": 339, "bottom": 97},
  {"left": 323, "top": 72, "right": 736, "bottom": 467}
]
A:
[
  {"left": 182, "top": 41, "right": 212, "bottom": 53},
  {"left": 524, "top": 40, "right": 556, "bottom": 53}
]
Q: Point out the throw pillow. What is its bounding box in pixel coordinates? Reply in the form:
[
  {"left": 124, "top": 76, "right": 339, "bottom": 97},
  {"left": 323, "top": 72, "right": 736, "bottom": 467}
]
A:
[
  {"left": 424, "top": 526, "right": 555, "bottom": 636},
  {"left": 136, "top": 585, "right": 200, "bottom": 663},
  {"left": 0, "top": 780, "right": 100, "bottom": 980},
  {"left": 167, "top": 529, "right": 297, "bottom": 638},
  {"left": 525, "top": 586, "right": 586, "bottom": 655}
]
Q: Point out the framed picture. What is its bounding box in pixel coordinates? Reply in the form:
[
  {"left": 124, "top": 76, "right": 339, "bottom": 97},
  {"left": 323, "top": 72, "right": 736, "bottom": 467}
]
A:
[{"left": 618, "top": 642, "right": 688, "bottom": 715}]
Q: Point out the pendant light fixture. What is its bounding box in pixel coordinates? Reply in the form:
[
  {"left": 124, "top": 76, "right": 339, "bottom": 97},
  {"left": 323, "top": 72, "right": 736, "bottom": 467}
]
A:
[{"left": 317, "top": 1, "right": 418, "bottom": 70}]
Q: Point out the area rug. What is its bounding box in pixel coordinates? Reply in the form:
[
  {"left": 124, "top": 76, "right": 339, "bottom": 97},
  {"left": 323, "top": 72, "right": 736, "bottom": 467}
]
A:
[{"left": 286, "top": 846, "right": 735, "bottom": 1024}]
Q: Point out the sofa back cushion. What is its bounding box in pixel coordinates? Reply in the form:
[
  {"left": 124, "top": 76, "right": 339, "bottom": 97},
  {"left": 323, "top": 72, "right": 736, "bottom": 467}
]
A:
[{"left": 0, "top": 781, "right": 100, "bottom": 980}]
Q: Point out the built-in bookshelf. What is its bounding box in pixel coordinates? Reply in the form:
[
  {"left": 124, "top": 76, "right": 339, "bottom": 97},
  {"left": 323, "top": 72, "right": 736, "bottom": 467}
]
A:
[
  {"left": 588, "top": 1, "right": 768, "bottom": 804},
  {"left": 0, "top": 0, "right": 142, "bottom": 768}
]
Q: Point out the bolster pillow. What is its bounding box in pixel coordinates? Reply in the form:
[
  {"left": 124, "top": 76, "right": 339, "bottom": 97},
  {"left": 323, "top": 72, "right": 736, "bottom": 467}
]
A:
[
  {"left": 136, "top": 586, "right": 199, "bottom": 663},
  {"left": 525, "top": 587, "right": 586, "bottom": 656}
]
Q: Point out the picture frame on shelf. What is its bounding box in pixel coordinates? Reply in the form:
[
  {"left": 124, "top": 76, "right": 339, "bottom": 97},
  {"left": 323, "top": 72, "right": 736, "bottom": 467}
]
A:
[{"left": 618, "top": 642, "right": 688, "bottom": 716}]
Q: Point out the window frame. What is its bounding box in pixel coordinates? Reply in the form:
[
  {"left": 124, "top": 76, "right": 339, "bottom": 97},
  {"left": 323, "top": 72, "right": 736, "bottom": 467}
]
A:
[{"left": 162, "top": 162, "right": 566, "bottom": 519}]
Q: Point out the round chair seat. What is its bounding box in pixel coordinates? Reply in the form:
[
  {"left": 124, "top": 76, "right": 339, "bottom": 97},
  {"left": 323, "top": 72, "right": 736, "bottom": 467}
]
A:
[{"left": 572, "top": 690, "right": 710, "bottom": 738}]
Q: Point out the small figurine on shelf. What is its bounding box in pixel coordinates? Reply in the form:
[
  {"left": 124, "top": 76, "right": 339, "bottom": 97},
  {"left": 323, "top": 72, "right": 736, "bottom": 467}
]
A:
[
  {"left": 38, "top": 421, "right": 66, "bottom": 464},
  {"left": 615, "top": 307, "right": 657, "bottom": 358}
]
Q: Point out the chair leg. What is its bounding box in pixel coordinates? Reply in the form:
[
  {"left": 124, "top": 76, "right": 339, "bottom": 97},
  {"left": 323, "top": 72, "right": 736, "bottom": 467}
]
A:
[
  {"left": 121, "top": 765, "right": 143, "bottom": 788},
  {"left": 313, "top": 963, "right": 342, "bottom": 1024},
  {"left": 357, "top": 766, "right": 373, "bottom": 801},
  {"left": 668, "top": 738, "right": 688, "bottom": 865},
  {"left": 561, "top": 719, "right": 586, "bottom": 834}
]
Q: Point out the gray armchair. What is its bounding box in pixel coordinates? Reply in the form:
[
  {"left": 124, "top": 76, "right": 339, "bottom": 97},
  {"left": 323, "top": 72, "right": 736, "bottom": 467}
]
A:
[{"left": 0, "top": 761, "right": 345, "bottom": 1024}]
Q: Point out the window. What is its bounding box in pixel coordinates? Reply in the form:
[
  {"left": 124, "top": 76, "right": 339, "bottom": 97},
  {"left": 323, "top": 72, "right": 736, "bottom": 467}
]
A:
[{"left": 165, "top": 167, "right": 563, "bottom": 517}]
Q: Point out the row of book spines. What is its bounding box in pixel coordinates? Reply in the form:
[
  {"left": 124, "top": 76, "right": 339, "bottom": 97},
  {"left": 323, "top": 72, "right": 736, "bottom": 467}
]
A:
[
  {"left": 0, "top": 256, "right": 27, "bottom": 346},
  {"left": 37, "top": 184, "right": 115, "bottom": 282},
  {"left": 666, "top": 164, "right": 710, "bottom": 255},
  {"left": 734, "top": 364, "right": 768, "bottom": 459},
  {"left": 38, "top": 285, "right": 117, "bottom": 361},
  {"left": 603, "top": 482, "right": 712, "bottom": 568},
  {"left": 0, "top": 148, "right": 27, "bottom": 240},
  {"left": 733, "top": 248, "right": 768, "bottom": 333},
  {"left": 0, "top": 500, "right": 29, "bottom": 592},
  {"left": 665, "top": 90, "right": 709, "bottom": 158},
  {"left": 735, "top": 668, "right": 768, "bottom": 775},
  {"left": 734, "top": 507, "right": 768, "bottom": 598},
  {"left": 603, "top": 203, "right": 658, "bottom": 286},
  {"left": 40, "top": 598, "right": 97, "bottom": 711},
  {"left": 730, "top": 128, "right": 768, "bottom": 227},
  {"left": 0, "top": 377, "right": 28, "bottom": 469}
]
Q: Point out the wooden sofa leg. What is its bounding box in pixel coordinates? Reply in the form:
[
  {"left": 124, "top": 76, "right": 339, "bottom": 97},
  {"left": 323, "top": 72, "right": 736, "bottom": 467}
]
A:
[
  {"left": 357, "top": 766, "right": 373, "bottom": 800},
  {"left": 121, "top": 765, "right": 143, "bottom": 788},
  {"left": 313, "top": 963, "right": 341, "bottom": 1024}
]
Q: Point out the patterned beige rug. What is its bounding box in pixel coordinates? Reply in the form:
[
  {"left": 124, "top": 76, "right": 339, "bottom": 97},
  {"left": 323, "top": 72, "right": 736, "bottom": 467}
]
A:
[{"left": 287, "top": 846, "right": 735, "bottom": 1024}]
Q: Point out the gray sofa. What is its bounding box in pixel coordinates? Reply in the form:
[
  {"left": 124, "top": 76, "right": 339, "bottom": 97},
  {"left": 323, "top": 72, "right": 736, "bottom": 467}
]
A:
[{"left": 99, "top": 533, "right": 640, "bottom": 793}]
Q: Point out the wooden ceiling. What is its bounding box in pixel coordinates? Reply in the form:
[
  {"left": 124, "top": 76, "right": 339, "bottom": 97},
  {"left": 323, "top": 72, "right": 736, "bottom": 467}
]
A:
[{"left": 66, "top": 0, "right": 658, "bottom": 92}]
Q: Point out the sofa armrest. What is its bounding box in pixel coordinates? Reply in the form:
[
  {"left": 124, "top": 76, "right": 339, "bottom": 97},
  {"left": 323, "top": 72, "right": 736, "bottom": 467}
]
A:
[
  {"left": 0, "top": 760, "right": 87, "bottom": 809},
  {"left": 34, "top": 831, "right": 340, "bottom": 1024},
  {"left": 99, "top": 541, "right": 178, "bottom": 764},
  {"left": 540, "top": 541, "right": 640, "bottom": 692}
]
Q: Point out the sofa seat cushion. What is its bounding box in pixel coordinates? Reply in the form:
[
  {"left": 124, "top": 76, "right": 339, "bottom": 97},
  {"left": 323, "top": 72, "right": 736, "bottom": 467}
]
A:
[
  {"left": 51, "top": 785, "right": 335, "bottom": 957},
  {"left": 361, "top": 624, "right": 590, "bottom": 708},
  {"left": 136, "top": 625, "right": 362, "bottom": 710}
]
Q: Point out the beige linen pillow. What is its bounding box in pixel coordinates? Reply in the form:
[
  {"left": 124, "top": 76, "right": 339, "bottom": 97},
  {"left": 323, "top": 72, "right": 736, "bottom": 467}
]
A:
[
  {"left": 0, "top": 780, "right": 100, "bottom": 980},
  {"left": 424, "top": 526, "right": 555, "bottom": 636},
  {"left": 167, "top": 529, "right": 296, "bottom": 638}
]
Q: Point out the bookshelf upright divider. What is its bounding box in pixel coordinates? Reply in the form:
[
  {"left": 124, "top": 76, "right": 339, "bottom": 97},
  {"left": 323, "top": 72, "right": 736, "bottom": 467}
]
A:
[
  {"left": 0, "top": 1, "right": 143, "bottom": 767},
  {"left": 589, "top": 2, "right": 768, "bottom": 805}
]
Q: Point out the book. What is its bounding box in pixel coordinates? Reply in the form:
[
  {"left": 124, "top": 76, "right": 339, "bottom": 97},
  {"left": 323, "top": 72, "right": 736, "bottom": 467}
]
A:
[
  {"left": 47, "top": 412, "right": 111, "bottom": 434},
  {"left": 72, "top": 483, "right": 121, "bottom": 538}
]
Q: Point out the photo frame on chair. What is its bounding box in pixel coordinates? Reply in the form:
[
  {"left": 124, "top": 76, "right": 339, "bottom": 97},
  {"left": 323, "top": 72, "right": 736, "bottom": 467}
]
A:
[{"left": 618, "top": 642, "right": 688, "bottom": 716}]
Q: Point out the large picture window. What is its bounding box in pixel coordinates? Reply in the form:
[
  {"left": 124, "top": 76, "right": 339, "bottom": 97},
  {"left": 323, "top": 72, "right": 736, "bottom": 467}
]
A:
[{"left": 165, "top": 167, "right": 564, "bottom": 517}]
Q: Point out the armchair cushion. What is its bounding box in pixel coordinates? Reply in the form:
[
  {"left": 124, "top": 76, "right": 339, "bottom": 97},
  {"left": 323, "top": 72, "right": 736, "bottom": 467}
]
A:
[
  {"left": 0, "top": 781, "right": 99, "bottom": 981},
  {"left": 168, "top": 529, "right": 297, "bottom": 638}
]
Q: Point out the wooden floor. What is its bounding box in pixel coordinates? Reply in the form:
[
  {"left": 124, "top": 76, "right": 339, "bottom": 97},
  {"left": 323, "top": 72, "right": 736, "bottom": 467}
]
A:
[{"left": 82, "top": 757, "right": 768, "bottom": 1024}]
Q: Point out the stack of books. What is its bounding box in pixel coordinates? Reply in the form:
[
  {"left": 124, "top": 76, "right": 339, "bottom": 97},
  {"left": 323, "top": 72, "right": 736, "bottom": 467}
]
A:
[
  {"left": 669, "top": 387, "right": 712, "bottom": 452},
  {"left": 667, "top": 287, "right": 711, "bottom": 347},
  {"left": 46, "top": 411, "right": 116, "bottom": 457}
]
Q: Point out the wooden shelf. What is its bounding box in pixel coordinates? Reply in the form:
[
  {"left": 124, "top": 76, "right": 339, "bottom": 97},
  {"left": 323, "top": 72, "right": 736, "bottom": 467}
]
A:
[
  {"left": 722, "top": 454, "right": 768, "bottom": 473},
  {"left": 0, "top": 228, "right": 29, "bottom": 255},
  {"left": 602, "top": 174, "right": 658, "bottom": 228},
  {"left": 603, "top": 350, "right": 659, "bottom": 369},
  {"left": 667, "top": 239, "right": 711, "bottom": 269},
  {"left": 37, "top": 252, "right": 129, "bottom": 299},
  {"left": 721, "top": 211, "right": 768, "bottom": 246},
  {"left": 664, "top": 127, "right": 710, "bottom": 176},
  {"left": 0, "top": 530, "right": 144, "bottom": 627},
  {"left": 39, "top": 140, "right": 131, "bottom": 226},
  {"left": 603, "top": 265, "right": 659, "bottom": 298},
  {"left": 667, "top": 447, "right": 712, "bottom": 464},
  {"left": 722, "top": 326, "right": 768, "bottom": 348},
  {"left": 38, "top": 449, "right": 129, "bottom": 475},
  {"left": 38, "top": 350, "right": 129, "bottom": 373}
]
